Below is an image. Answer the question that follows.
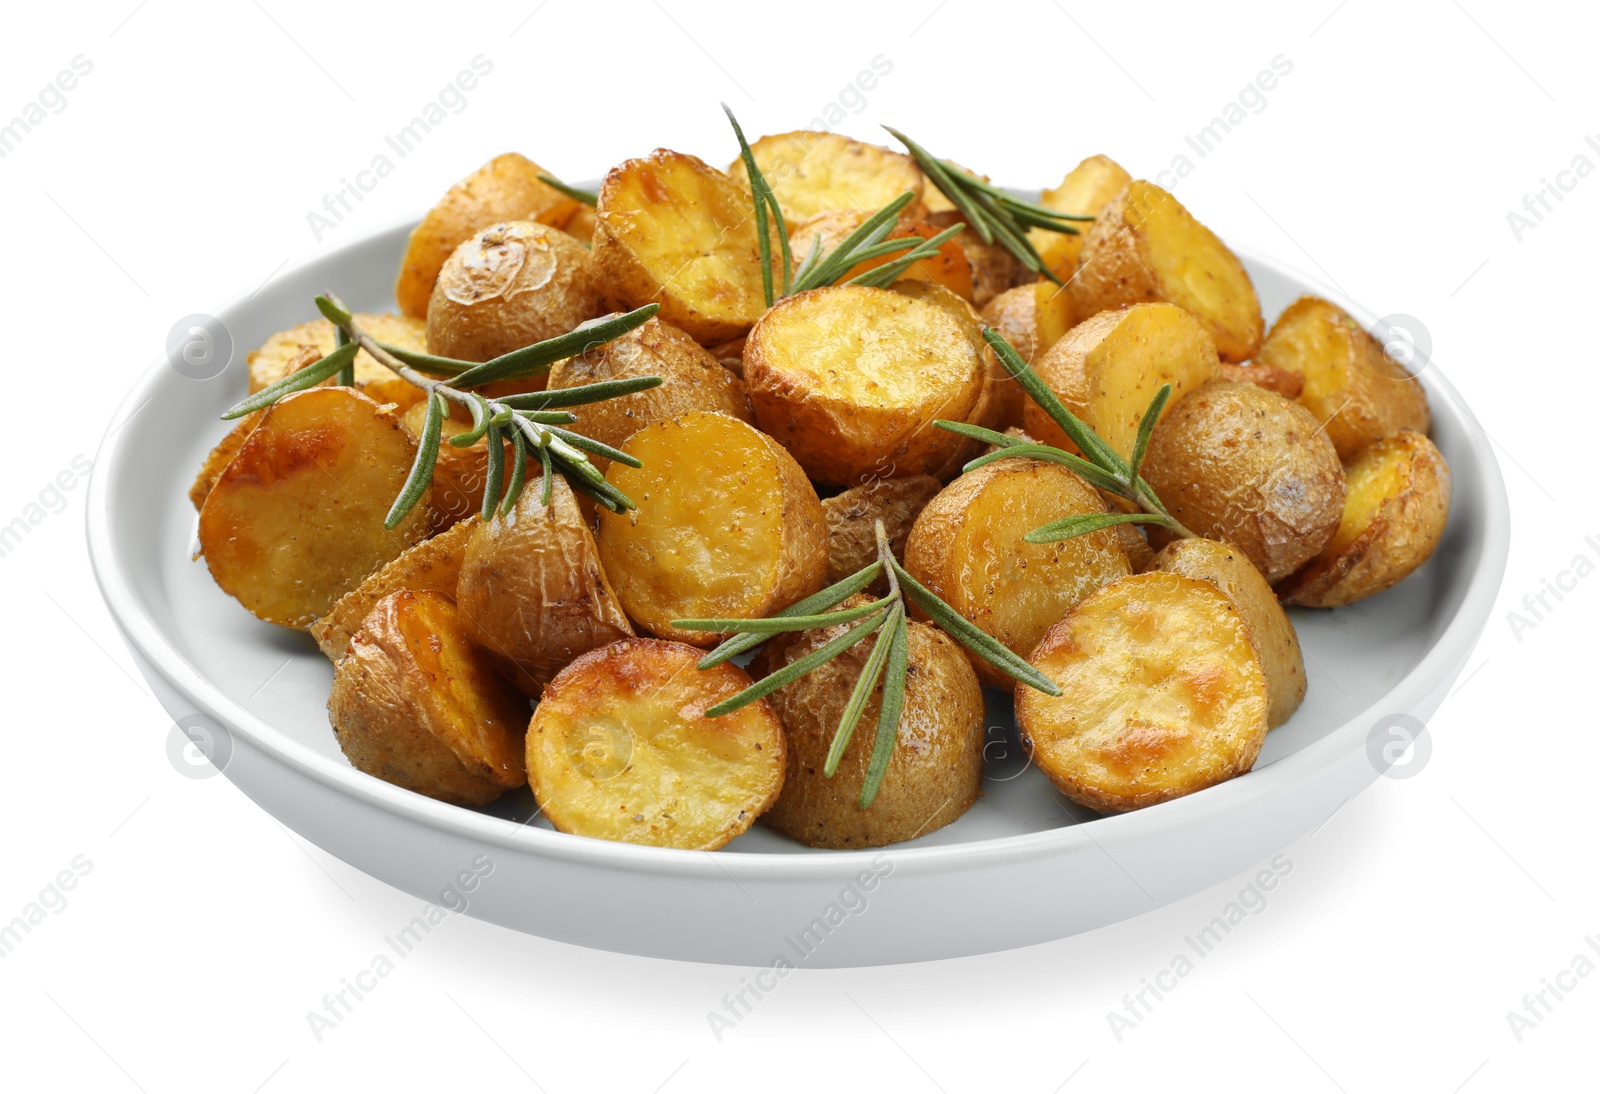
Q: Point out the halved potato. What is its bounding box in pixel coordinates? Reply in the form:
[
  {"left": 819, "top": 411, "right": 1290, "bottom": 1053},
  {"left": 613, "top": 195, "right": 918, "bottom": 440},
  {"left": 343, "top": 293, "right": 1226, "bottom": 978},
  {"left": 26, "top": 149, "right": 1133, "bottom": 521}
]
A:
[
  {"left": 887, "top": 278, "right": 1013, "bottom": 438},
  {"left": 1277, "top": 430, "right": 1451, "bottom": 607},
  {"left": 980, "top": 281, "right": 1077, "bottom": 370},
  {"left": 903, "top": 458, "right": 1132, "bottom": 689},
  {"left": 1016, "top": 573, "right": 1269, "bottom": 813},
  {"left": 788, "top": 210, "right": 974, "bottom": 301},
  {"left": 246, "top": 313, "right": 428, "bottom": 412},
  {"left": 593, "top": 149, "right": 773, "bottom": 343},
  {"left": 725, "top": 130, "right": 923, "bottom": 224},
  {"left": 563, "top": 204, "right": 597, "bottom": 247},
  {"left": 197, "top": 388, "right": 432, "bottom": 628},
  {"left": 526, "top": 638, "right": 786, "bottom": 849},
  {"left": 596, "top": 411, "right": 828, "bottom": 644},
  {"left": 400, "top": 399, "right": 511, "bottom": 533},
  {"left": 330, "top": 591, "right": 529, "bottom": 806},
  {"left": 190, "top": 414, "right": 259, "bottom": 511},
  {"left": 1254, "top": 295, "right": 1432, "bottom": 461},
  {"left": 1070, "top": 180, "right": 1263, "bottom": 362},
  {"left": 1029, "top": 153, "right": 1132, "bottom": 280},
  {"left": 396, "top": 153, "right": 581, "bottom": 318},
  {"left": 822, "top": 474, "right": 943, "bottom": 585}
]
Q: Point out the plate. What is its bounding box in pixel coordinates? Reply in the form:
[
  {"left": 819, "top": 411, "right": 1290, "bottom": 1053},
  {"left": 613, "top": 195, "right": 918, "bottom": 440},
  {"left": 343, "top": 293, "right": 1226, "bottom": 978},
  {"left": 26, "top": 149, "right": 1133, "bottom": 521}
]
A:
[{"left": 86, "top": 211, "right": 1508, "bottom": 966}]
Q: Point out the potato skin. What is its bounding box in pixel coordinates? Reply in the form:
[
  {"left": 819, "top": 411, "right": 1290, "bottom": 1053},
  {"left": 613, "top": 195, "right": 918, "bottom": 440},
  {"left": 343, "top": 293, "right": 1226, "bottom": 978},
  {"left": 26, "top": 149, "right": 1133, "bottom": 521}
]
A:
[
  {"left": 1143, "top": 381, "right": 1346, "bottom": 583},
  {"left": 329, "top": 591, "right": 529, "bottom": 806},
  {"left": 927, "top": 209, "right": 1021, "bottom": 307},
  {"left": 1029, "top": 153, "right": 1132, "bottom": 281},
  {"left": 1278, "top": 430, "right": 1451, "bottom": 607},
  {"left": 980, "top": 282, "right": 1076, "bottom": 373},
  {"left": 247, "top": 313, "right": 429, "bottom": 412},
  {"left": 822, "top": 475, "right": 943, "bottom": 586},
  {"left": 756, "top": 608, "right": 985, "bottom": 848},
  {"left": 1219, "top": 361, "right": 1304, "bottom": 400},
  {"left": 726, "top": 130, "right": 924, "bottom": 224}
]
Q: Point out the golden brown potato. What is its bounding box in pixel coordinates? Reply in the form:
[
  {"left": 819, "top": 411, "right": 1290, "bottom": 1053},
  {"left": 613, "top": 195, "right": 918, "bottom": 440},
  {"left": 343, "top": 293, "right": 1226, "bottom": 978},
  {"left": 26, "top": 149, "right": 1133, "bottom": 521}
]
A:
[
  {"left": 756, "top": 605, "right": 985, "bottom": 848},
  {"left": 1144, "top": 538, "right": 1306, "bottom": 728},
  {"left": 726, "top": 130, "right": 924, "bottom": 224},
  {"left": 399, "top": 399, "right": 511, "bottom": 533},
  {"left": 743, "top": 284, "right": 988, "bottom": 485},
  {"left": 1023, "top": 303, "right": 1219, "bottom": 459},
  {"left": 903, "top": 458, "right": 1132, "bottom": 689},
  {"left": 1016, "top": 573, "right": 1269, "bottom": 813},
  {"left": 822, "top": 475, "right": 943, "bottom": 585},
  {"left": 980, "top": 281, "right": 1077, "bottom": 370},
  {"left": 1112, "top": 523, "right": 1155, "bottom": 572},
  {"left": 247, "top": 313, "right": 429, "bottom": 412},
  {"left": 1255, "top": 295, "right": 1432, "bottom": 461},
  {"left": 189, "top": 414, "right": 259, "bottom": 511},
  {"left": 925, "top": 209, "right": 1020, "bottom": 308},
  {"left": 596, "top": 411, "right": 828, "bottom": 644},
  {"left": 1219, "top": 361, "right": 1305, "bottom": 400},
  {"left": 886, "top": 279, "right": 1014, "bottom": 440},
  {"left": 594, "top": 149, "right": 773, "bottom": 343},
  {"left": 563, "top": 204, "right": 597, "bottom": 247},
  {"left": 198, "top": 388, "right": 432, "bottom": 628},
  {"left": 1029, "top": 153, "right": 1132, "bottom": 280},
  {"left": 1143, "top": 381, "right": 1346, "bottom": 583},
  {"left": 396, "top": 153, "right": 581, "bottom": 318},
  {"left": 526, "top": 638, "right": 786, "bottom": 849},
  {"left": 329, "top": 591, "right": 529, "bottom": 806},
  {"left": 456, "top": 475, "right": 634, "bottom": 696},
  {"left": 788, "top": 210, "right": 974, "bottom": 301},
  {"left": 1070, "top": 180, "right": 1263, "bottom": 362},
  {"left": 426, "top": 220, "right": 604, "bottom": 366},
  {"left": 1278, "top": 430, "right": 1451, "bottom": 608}
]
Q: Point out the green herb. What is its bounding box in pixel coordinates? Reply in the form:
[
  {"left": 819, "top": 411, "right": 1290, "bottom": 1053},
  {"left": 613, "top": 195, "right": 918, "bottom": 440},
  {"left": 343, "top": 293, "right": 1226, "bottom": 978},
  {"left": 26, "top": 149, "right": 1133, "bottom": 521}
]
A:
[
  {"left": 724, "top": 104, "right": 792, "bottom": 306},
  {"left": 537, "top": 173, "right": 598, "bottom": 206}
]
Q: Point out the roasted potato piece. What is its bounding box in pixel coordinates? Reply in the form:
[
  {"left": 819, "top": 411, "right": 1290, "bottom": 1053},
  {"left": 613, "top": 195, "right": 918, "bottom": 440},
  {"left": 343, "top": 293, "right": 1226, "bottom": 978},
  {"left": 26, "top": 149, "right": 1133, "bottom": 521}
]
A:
[
  {"left": 886, "top": 279, "right": 1014, "bottom": 438},
  {"left": 1278, "top": 430, "right": 1451, "bottom": 608},
  {"left": 1016, "top": 573, "right": 1269, "bottom": 813},
  {"left": 197, "top": 388, "right": 431, "bottom": 628},
  {"left": 1111, "top": 523, "right": 1154, "bottom": 572},
  {"left": 1029, "top": 153, "right": 1132, "bottom": 280},
  {"left": 594, "top": 149, "right": 772, "bottom": 343},
  {"left": 526, "top": 638, "right": 786, "bottom": 849},
  {"left": 247, "top": 313, "right": 429, "bottom": 412},
  {"left": 822, "top": 475, "right": 943, "bottom": 585},
  {"left": 456, "top": 475, "right": 634, "bottom": 696},
  {"left": 1143, "top": 381, "right": 1346, "bottom": 583},
  {"left": 1070, "top": 180, "right": 1264, "bottom": 362},
  {"left": 726, "top": 130, "right": 923, "bottom": 224},
  {"left": 396, "top": 153, "right": 581, "bottom": 318},
  {"left": 596, "top": 411, "right": 827, "bottom": 644},
  {"left": 926, "top": 209, "right": 1020, "bottom": 307},
  {"left": 743, "top": 284, "right": 988, "bottom": 485},
  {"left": 980, "top": 281, "right": 1077, "bottom": 369},
  {"left": 189, "top": 414, "right": 259, "bottom": 511},
  {"left": 329, "top": 591, "right": 528, "bottom": 806},
  {"left": 789, "top": 210, "right": 974, "bottom": 301},
  {"left": 1023, "top": 303, "right": 1219, "bottom": 459},
  {"left": 1254, "top": 295, "right": 1431, "bottom": 461},
  {"left": 400, "top": 399, "right": 510, "bottom": 533},
  {"left": 1144, "top": 538, "right": 1306, "bottom": 727},
  {"left": 563, "top": 204, "right": 597, "bottom": 247},
  {"left": 904, "top": 458, "right": 1132, "bottom": 689},
  {"left": 756, "top": 605, "right": 985, "bottom": 848},
  {"left": 1219, "top": 361, "right": 1304, "bottom": 400}
]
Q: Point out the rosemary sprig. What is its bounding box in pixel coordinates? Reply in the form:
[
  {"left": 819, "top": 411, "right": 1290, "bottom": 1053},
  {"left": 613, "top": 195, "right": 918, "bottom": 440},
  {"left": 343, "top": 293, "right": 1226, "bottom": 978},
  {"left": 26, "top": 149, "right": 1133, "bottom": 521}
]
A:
[
  {"left": 536, "top": 173, "right": 598, "bottom": 206},
  {"left": 724, "top": 104, "right": 792, "bottom": 307},
  {"left": 673, "top": 522, "right": 1060, "bottom": 809},
  {"left": 222, "top": 297, "right": 662, "bottom": 527}
]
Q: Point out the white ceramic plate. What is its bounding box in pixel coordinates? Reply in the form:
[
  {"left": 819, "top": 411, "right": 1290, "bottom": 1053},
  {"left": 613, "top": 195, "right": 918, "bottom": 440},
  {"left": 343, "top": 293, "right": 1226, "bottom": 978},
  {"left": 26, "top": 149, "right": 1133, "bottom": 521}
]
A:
[{"left": 87, "top": 212, "right": 1508, "bottom": 966}]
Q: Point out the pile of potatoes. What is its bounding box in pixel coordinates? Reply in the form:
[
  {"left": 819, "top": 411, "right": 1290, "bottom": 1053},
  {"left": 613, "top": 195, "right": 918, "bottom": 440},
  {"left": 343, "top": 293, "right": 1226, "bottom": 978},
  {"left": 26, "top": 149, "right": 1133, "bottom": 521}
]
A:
[{"left": 191, "top": 135, "right": 1451, "bottom": 851}]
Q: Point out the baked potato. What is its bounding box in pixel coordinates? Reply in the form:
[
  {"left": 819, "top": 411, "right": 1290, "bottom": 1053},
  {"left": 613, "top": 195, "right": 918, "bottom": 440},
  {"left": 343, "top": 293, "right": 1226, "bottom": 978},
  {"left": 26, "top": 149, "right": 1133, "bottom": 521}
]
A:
[
  {"left": 1016, "top": 573, "right": 1270, "bottom": 813},
  {"left": 925, "top": 209, "right": 1021, "bottom": 307},
  {"left": 596, "top": 411, "right": 828, "bottom": 643},
  {"left": 789, "top": 210, "right": 974, "bottom": 301},
  {"left": 1218, "top": 361, "right": 1305, "bottom": 400},
  {"left": 189, "top": 413, "right": 259, "bottom": 511},
  {"left": 563, "top": 204, "right": 597, "bottom": 247},
  {"left": 399, "top": 399, "right": 509, "bottom": 533},
  {"left": 1070, "top": 180, "right": 1264, "bottom": 362},
  {"left": 887, "top": 279, "right": 1015, "bottom": 437},
  {"left": 822, "top": 474, "right": 943, "bottom": 585},
  {"left": 1029, "top": 153, "right": 1132, "bottom": 281},
  {"left": 526, "top": 638, "right": 786, "bottom": 849},
  {"left": 980, "top": 282, "right": 1077, "bottom": 370},
  {"left": 1277, "top": 430, "right": 1451, "bottom": 607},
  {"left": 247, "top": 313, "right": 429, "bottom": 412},
  {"left": 725, "top": 130, "right": 924, "bottom": 224},
  {"left": 329, "top": 590, "right": 529, "bottom": 805}
]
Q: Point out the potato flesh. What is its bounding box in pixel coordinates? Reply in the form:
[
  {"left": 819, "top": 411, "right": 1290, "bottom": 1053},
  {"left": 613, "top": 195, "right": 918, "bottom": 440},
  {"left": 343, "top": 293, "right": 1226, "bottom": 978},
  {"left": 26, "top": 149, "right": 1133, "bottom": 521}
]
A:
[
  {"left": 526, "top": 639, "right": 785, "bottom": 849},
  {"left": 1030, "top": 154, "right": 1131, "bottom": 279},
  {"left": 727, "top": 131, "right": 924, "bottom": 223},
  {"left": 1017, "top": 573, "right": 1269, "bottom": 813},
  {"left": 247, "top": 313, "right": 428, "bottom": 412}
]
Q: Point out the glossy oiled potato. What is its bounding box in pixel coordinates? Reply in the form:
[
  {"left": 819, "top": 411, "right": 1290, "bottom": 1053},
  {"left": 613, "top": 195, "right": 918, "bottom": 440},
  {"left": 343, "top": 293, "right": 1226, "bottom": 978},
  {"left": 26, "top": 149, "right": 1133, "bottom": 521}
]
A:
[
  {"left": 198, "top": 388, "right": 431, "bottom": 628},
  {"left": 903, "top": 458, "right": 1132, "bottom": 689},
  {"left": 1016, "top": 573, "right": 1269, "bottom": 813},
  {"left": 1142, "top": 381, "right": 1346, "bottom": 583},
  {"left": 189, "top": 413, "right": 258, "bottom": 511},
  {"left": 980, "top": 282, "right": 1077, "bottom": 370},
  {"left": 1029, "top": 153, "right": 1132, "bottom": 281},
  {"left": 887, "top": 279, "right": 1013, "bottom": 438},
  {"left": 330, "top": 591, "right": 529, "bottom": 805},
  {"left": 1071, "top": 180, "right": 1264, "bottom": 362},
  {"left": 1278, "top": 430, "right": 1451, "bottom": 608},
  {"left": 526, "top": 639, "right": 786, "bottom": 849},
  {"left": 789, "top": 210, "right": 974, "bottom": 301},
  {"left": 247, "top": 313, "right": 429, "bottom": 412},
  {"left": 596, "top": 411, "right": 828, "bottom": 643},
  {"left": 822, "top": 474, "right": 943, "bottom": 585},
  {"left": 456, "top": 475, "right": 634, "bottom": 696},
  {"left": 755, "top": 603, "right": 985, "bottom": 848},
  {"left": 400, "top": 399, "right": 509, "bottom": 533},
  {"left": 725, "top": 130, "right": 924, "bottom": 224}
]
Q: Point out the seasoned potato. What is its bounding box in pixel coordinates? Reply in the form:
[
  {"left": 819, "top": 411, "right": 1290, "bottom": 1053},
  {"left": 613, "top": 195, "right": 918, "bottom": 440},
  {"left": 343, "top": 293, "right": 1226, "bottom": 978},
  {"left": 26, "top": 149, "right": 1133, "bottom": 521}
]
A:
[
  {"left": 980, "top": 282, "right": 1077, "bottom": 370},
  {"left": 330, "top": 591, "right": 528, "bottom": 806},
  {"left": 526, "top": 638, "right": 786, "bottom": 849},
  {"left": 396, "top": 153, "right": 581, "bottom": 318},
  {"left": 596, "top": 411, "right": 828, "bottom": 643},
  {"left": 247, "top": 313, "right": 429, "bottom": 412},
  {"left": 822, "top": 475, "right": 943, "bottom": 585},
  {"left": 426, "top": 220, "right": 603, "bottom": 366},
  {"left": 904, "top": 458, "right": 1132, "bottom": 689},
  {"left": 925, "top": 209, "right": 1020, "bottom": 307},
  {"left": 726, "top": 130, "right": 924, "bottom": 223},
  {"left": 743, "top": 284, "right": 988, "bottom": 485},
  {"left": 189, "top": 414, "right": 259, "bottom": 511},
  {"left": 756, "top": 604, "right": 985, "bottom": 848},
  {"left": 198, "top": 388, "right": 431, "bottom": 628},
  {"left": 886, "top": 279, "right": 1014, "bottom": 438},
  {"left": 1112, "top": 523, "right": 1155, "bottom": 572},
  {"left": 1278, "top": 430, "right": 1451, "bottom": 608},
  {"left": 1070, "top": 180, "right": 1263, "bottom": 362},
  {"left": 1144, "top": 538, "right": 1306, "bottom": 727},
  {"left": 544, "top": 316, "right": 753, "bottom": 469},
  {"left": 788, "top": 210, "right": 974, "bottom": 301},
  {"left": 1029, "top": 153, "right": 1132, "bottom": 280},
  {"left": 456, "top": 475, "right": 634, "bottom": 696},
  {"left": 1255, "top": 295, "right": 1431, "bottom": 461},
  {"left": 312, "top": 517, "right": 479, "bottom": 661},
  {"left": 399, "top": 399, "right": 510, "bottom": 533},
  {"left": 563, "top": 204, "right": 597, "bottom": 247},
  {"left": 1143, "top": 381, "right": 1346, "bottom": 583},
  {"left": 1219, "top": 361, "right": 1305, "bottom": 400},
  {"left": 1023, "top": 303, "right": 1219, "bottom": 459},
  {"left": 1016, "top": 573, "right": 1269, "bottom": 813},
  {"left": 594, "top": 149, "right": 773, "bottom": 343}
]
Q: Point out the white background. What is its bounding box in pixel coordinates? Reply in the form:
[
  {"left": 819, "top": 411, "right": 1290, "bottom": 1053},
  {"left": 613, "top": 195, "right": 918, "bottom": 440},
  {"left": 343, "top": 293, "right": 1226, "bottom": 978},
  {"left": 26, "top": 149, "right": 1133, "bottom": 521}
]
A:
[{"left": 1, "top": 1, "right": 1591, "bottom": 1090}]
